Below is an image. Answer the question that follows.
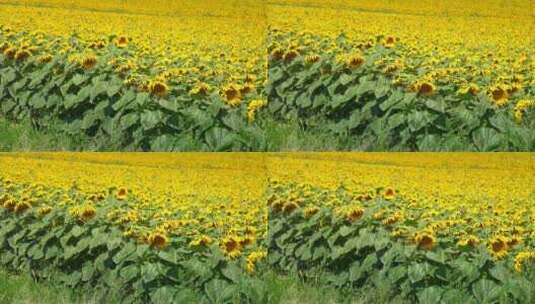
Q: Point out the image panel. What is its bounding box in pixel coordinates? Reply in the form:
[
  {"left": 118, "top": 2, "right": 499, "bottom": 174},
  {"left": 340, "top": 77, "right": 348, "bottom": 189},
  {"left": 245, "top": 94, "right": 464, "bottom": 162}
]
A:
[
  {"left": 0, "top": 0, "right": 267, "bottom": 151},
  {"left": 267, "top": 153, "right": 535, "bottom": 302},
  {"left": 0, "top": 153, "right": 270, "bottom": 302},
  {"left": 266, "top": 1, "right": 535, "bottom": 151}
]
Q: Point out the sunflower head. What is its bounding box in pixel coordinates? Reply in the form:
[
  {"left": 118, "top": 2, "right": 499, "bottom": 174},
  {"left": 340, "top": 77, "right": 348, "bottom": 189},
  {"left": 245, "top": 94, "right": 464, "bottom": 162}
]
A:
[
  {"left": 14, "top": 49, "right": 31, "bottom": 61},
  {"left": 283, "top": 50, "right": 299, "bottom": 62},
  {"left": 417, "top": 81, "right": 436, "bottom": 96},
  {"left": 282, "top": 201, "right": 299, "bottom": 214},
  {"left": 415, "top": 232, "right": 436, "bottom": 250},
  {"left": 80, "top": 205, "right": 97, "bottom": 222},
  {"left": 305, "top": 54, "right": 320, "bottom": 64},
  {"left": 3, "top": 47, "right": 17, "bottom": 59},
  {"left": 14, "top": 201, "right": 32, "bottom": 214},
  {"left": 490, "top": 85, "right": 509, "bottom": 106},
  {"left": 383, "top": 188, "right": 395, "bottom": 200},
  {"left": 489, "top": 236, "right": 509, "bottom": 259},
  {"left": 116, "top": 187, "right": 128, "bottom": 200},
  {"left": 221, "top": 235, "right": 242, "bottom": 259},
  {"left": 116, "top": 36, "right": 129, "bottom": 48},
  {"left": 37, "top": 206, "right": 52, "bottom": 216},
  {"left": 148, "top": 232, "right": 169, "bottom": 249},
  {"left": 303, "top": 206, "right": 320, "bottom": 219},
  {"left": 149, "top": 81, "right": 168, "bottom": 97},
  {"left": 346, "top": 206, "right": 364, "bottom": 222},
  {"left": 347, "top": 54, "right": 365, "bottom": 69},
  {"left": 270, "top": 48, "right": 284, "bottom": 60},
  {"left": 80, "top": 54, "right": 97, "bottom": 70},
  {"left": 221, "top": 84, "right": 242, "bottom": 106}
]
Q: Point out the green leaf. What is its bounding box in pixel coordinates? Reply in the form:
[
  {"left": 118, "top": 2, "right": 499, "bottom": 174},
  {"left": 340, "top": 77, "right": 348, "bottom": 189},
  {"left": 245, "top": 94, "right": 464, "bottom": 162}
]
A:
[
  {"left": 221, "top": 263, "right": 242, "bottom": 283},
  {"left": 417, "top": 286, "right": 443, "bottom": 304},
  {"left": 106, "top": 84, "right": 122, "bottom": 98},
  {"left": 158, "top": 250, "right": 178, "bottom": 265},
  {"left": 120, "top": 264, "right": 140, "bottom": 282},
  {"left": 408, "top": 263, "right": 427, "bottom": 283},
  {"left": 472, "top": 279, "right": 500, "bottom": 303},
  {"left": 151, "top": 286, "right": 176, "bottom": 304},
  {"left": 140, "top": 110, "right": 163, "bottom": 131},
  {"left": 120, "top": 112, "right": 139, "bottom": 130},
  {"left": 425, "top": 99, "right": 446, "bottom": 113}
]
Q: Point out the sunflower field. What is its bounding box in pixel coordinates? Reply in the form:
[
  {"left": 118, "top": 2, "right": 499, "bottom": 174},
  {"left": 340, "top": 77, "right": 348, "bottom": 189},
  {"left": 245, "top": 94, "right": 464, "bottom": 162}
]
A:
[
  {"left": 0, "top": 0, "right": 268, "bottom": 151},
  {"left": 267, "top": 0, "right": 535, "bottom": 151},
  {"left": 1, "top": 0, "right": 534, "bottom": 151},
  {"left": 267, "top": 153, "right": 535, "bottom": 302},
  {"left": 0, "top": 153, "right": 269, "bottom": 303}
]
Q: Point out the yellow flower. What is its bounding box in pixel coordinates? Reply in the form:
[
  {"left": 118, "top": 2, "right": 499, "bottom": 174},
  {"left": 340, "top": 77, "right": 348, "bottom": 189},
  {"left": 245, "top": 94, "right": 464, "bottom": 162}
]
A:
[
  {"left": 14, "top": 49, "right": 31, "bottom": 61},
  {"left": 489, "top": 85, "right": 509, "bottom": 106},
  {"left": 149, "top": 81, "right": 169, "bottom": 97},
  {"left": 383, "top": 188, "right": 395, "bottom": 200},
  {"left": 488, "top": 236, "right": 509, "bottom": 259},
  {"left": 221, "top": 84, "right": 242, "bottom": 106},
  {"left": 116, "top": 187, "right": 128, "bottom": 200},
  {"left": 115, "top": 36, "right": 129, "bottom": 48},
  {"left": 347, "top": 54, "right": 365, "bottom": 69},
  {"left": 14, "top": 201, "right": 32, "bottom": 214},
  {"left": 80, "top": 54, "right": 97, "bottom": 70},
  {"left": 282, "top": 201, "right": 299, "bottom": 214},
  {"left": 414, "top": 232, "right": 436, "bottom": 250},
  {"left": 221, "top": 235, "right": 242, "bottom": 259},
  {"left": 148, "top": 232, "right": 169, "bottom": 249},
  {"left": 346, "top": 206, "right": 364, "bottom": 222}
]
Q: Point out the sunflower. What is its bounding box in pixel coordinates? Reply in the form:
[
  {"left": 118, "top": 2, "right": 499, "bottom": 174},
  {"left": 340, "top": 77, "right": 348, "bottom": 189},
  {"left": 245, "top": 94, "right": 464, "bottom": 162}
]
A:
[
  {"left": 148, "top": 81, "right": 168, "bottom": 97},
  {"left": 457, "top": 235, "right": 480, "bottom": 247},
  {"left": 80, "top": 54, "right": 97, "bottom": 70},
  {"left": 115, "top": 36, "right": 129, "bottom": 48},
  {"left": 116, "top": 187, "right": 128, "bottom": 200},
  {"left": 3, "top": 47, "right": 17, "bottom": 59},
  {"left": 270, "top": 48, "right": 284, "bottom": 60},
  {"left": 283, "top": 50, "right": 299, "bottom": 62},
  {"left": 303, "top": 206, "right": 320, "bottom": 219},
  {"left": 383, "top": 188, "right": 395, "bottom": 200},
  {"left": 14, "top": 49, "right": 31, "bottom": 61},
  {"left": 221, "top": 235, "right": 242, "bottom": 259},
  {"left": 14, "top": 201, "right": 32, "bottom": 214},
  {"left": 346, "top": 206, "right": 364, "bottom": 222},
  {"left": 414, "top": 232, "right": 436, "bottom": 250},
  {"left": 305, "top": 54, "right": 320, "bottom": 64},
  {"left": 37, "top": 206, "right": 52, "bottom": 216},
  {"left": 2, "top": 199, "right": 16, "bottom": 211},
  {"left": 221, "top": 84, "right": 242, "bottom": 106},
  {"left": 282, "top": 201, "right": 299, "bottom": 214},
  {"left": 347, "top": 54, "right": 365, "bottom": 69},
  {"left": 148, "top": 232, "right": 169, "bottom": 249},
  {"left": 416, "top": 81, "right": 436, "bottom": 96},
  {"left": 489, "top": 85, "right": 508, "bottom": 106},
  {"left": 80, "top": 205, "right": 97, "bottom": 221},
  {"left": 488, "top": 236, "right": 509, "bottom": 259},
  {"left": 189, "top": 235, "right": 213, "bottom": 247}
]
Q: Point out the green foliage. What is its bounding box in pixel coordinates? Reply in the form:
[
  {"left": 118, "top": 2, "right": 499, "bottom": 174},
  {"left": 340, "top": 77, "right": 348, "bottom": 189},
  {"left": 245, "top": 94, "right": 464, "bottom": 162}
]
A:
[
  {"left": 0, "top": 33, "right": 267, "bottom": 152},
  {"left": 267, "top": 183, "right": 535, "bottom": 303},
  {"left": 266, "top": 44, "right": 535, "bottom": 151},
  {"left": 0, "top": 198, "right": 267, "bottom": 303}
]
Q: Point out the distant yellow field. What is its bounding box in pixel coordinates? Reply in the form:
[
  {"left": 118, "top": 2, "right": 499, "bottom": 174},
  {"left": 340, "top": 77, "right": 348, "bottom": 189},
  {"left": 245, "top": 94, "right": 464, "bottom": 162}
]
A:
[
  {"left": 268, "top": 0, "right": 534, "bottom": 110},
  {"left": 0, "top": 153, "right": 268, "bottom": 261},
  {"left": 0, "top": 0, "right": 267, "bottom": 94}
]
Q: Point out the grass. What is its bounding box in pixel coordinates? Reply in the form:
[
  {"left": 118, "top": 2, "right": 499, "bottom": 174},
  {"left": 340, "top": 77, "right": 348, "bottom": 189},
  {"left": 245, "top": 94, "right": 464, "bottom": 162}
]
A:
[
  {"left": 0, "top": 117, "right": 125, "bottom": 152},
  {"left": 0, "top": 267, "right": 398, "bottom": 304}
]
